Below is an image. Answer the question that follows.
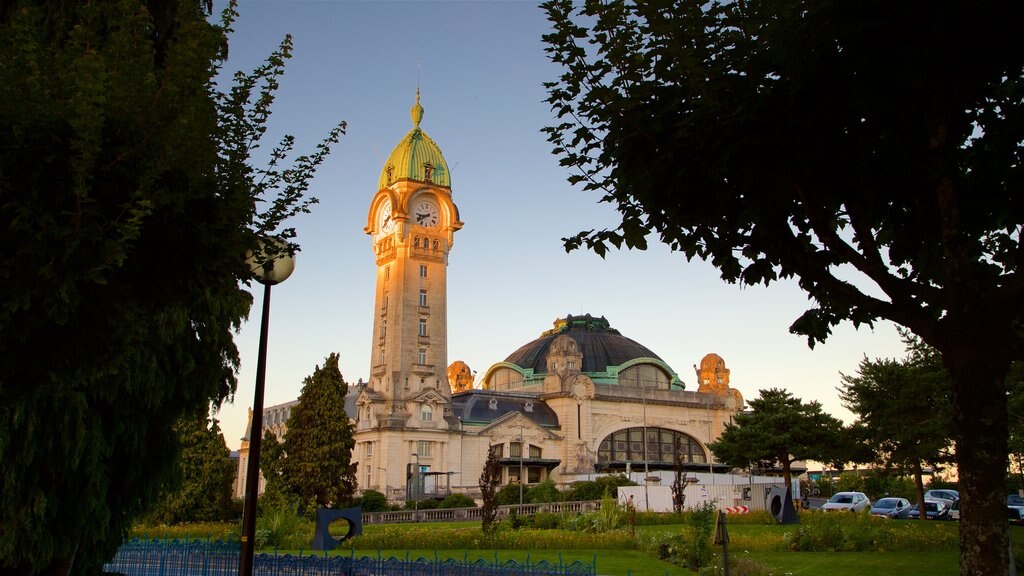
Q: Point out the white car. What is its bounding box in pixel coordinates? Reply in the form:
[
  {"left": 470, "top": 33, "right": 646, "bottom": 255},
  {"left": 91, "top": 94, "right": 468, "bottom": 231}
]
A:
[
  {"left": 924, "top": 489, "right": 959, "bottom": 507},
  {"left": 821, "top": 491, "right": 871, "bottom": 512}
]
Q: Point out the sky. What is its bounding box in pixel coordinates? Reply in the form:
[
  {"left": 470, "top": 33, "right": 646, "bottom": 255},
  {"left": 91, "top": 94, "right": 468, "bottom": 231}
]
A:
[{"left": 217, "top": 0, "right": 907, "bottom": 451}]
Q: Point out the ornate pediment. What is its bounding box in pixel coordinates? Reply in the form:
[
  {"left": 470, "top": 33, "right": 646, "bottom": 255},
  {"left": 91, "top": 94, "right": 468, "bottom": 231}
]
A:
[
  {"left": 411, "top": 388, "right": 449, "bottom": 405},
  {"left": 357, "top": 388, "right": 386, "bottom": 406}
]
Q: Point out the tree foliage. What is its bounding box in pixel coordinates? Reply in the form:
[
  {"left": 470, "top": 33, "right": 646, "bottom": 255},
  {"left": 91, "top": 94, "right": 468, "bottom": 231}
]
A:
[
  {"left": 146, "top": 411, "right": 236, "bottom": 524},
  {"left": 278, "top": 353, "right": 357, "bottom": 512},
  {"left": 708, "top": 388, "right": 844, "bottom": 496},
  {"left": 0, "top": 1, "right": 342, "bottom": 573},
  {"left": 479, "top": 445, "right": 501, "bottom": 534},
  {"left": 543, "top": 1, "right": 1023, "bottom": 572},
  {"left": 840, "top": 333, "right": 954, "bottom": 514}
]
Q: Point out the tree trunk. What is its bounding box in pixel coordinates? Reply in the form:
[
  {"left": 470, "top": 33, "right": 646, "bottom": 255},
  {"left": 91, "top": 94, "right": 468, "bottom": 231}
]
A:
[
  {"left": 944, "top": 337, "right": 1011, "bottom": 576},
  {"left": 913, "top": 460, "right": 928, "bottom": 521}
]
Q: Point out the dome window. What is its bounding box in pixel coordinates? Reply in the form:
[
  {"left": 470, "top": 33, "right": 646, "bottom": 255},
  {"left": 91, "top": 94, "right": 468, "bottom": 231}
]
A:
[{"left": 423, "top": 162, "right": 434, "bottom": 182}]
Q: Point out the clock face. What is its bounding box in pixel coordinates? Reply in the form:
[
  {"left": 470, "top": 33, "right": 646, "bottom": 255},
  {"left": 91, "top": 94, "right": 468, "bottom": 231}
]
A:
[
  {"left": 413, "top": 198, "right": 440, "bottom": 227},
  {"left": 378, "top": 199, "right": 394, "bottom": 234}
]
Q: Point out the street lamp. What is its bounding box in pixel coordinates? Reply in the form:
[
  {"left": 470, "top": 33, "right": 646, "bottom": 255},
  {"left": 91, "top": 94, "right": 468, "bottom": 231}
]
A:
[
  {"left": 411, "top": 452, "right": 420, "bottom": 512},
  {"left": 519, "top": 421, "right": 525, "bottom": 506},
  {"left": 238, "top": 239, "right": 295, "bottom": 576}
]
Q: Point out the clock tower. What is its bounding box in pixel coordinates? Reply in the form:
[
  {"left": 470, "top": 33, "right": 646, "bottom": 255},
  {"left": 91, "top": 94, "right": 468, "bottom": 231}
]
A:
[{"left": 357, "top": 92, "right": 463, "bottom": 496}]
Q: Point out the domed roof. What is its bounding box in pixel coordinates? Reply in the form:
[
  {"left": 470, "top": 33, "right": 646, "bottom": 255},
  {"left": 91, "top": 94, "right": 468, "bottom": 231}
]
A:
[
  {"left": 503, "top": 314, "right": 665, "bottom": 374},
  {"left": 378, "top": 91, "right": 451, "bottom": 189}
]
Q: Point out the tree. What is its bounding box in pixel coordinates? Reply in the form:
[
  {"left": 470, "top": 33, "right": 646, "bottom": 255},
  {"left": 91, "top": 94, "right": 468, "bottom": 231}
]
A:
[
  {"left": 479, "top": 445, "right": 501, "bottom": 535},
  {"left": 707, "top": 388, "right": 844, "bottom": 509},
  {"left": 146, "top": 411, "right": 236, "bottom": 524},
  {"left": 258, "top": 432, "right": 291, "bottom": 512},
  {"left": 278, "top": 353, "right": 357, "bottom": 512},
  {"left": 543, "top": 1, "right": 1023, "bottom": 573},
  {"left": 840, "top": 334, "right": 954, "bottom": 518},
  {"left": 0, "top": 2, "right": 342, "bottom": 574},
  {"left": 1007, "top": 364, "right": 1024, "bottom": 489}
]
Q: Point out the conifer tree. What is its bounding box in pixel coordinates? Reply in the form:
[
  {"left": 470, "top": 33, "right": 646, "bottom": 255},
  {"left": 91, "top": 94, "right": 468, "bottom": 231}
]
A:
[
  {"left": 279, "top": 353, "right": 357, "bottom": 511},
  {"left": 479, "top": 446, "right": 502, "bottom": 534}
]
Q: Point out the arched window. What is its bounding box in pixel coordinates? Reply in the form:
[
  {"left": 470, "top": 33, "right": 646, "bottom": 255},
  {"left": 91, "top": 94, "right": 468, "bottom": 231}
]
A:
[
  {"left": 421, "top": 404, "right": 433, "bottom": 422},
  {"left": 597, "top": 427, "right": 706, "bottom": 465},
  {"left": 619, "top": 364, "right": 670, "bottom": 389}
]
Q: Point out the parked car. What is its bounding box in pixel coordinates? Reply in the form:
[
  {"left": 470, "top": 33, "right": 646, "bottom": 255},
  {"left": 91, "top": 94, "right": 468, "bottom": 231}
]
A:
[
  {"left": 949, "top": 498, "right": 960, "bottom": 521},
  {"left": 821, "top": 491, "right": 871, "bottom": 513},
  {"left": 1009, "top": 506, "right": 1024, "bottom": 525},
  {"left": 924, "top": 489, "right": 960, "bottom": 506},
  {"left": 870, "top": 497, "right": 912, "bottom": 519},
  {"left": 1008, "top": 494, "right": 1024, "bottom": 507},
  {"left": 908, "top": 499, "right": 950, "bottom": 520}
]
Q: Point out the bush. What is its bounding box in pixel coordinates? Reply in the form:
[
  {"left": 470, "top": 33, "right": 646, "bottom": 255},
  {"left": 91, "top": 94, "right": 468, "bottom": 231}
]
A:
[
  {"left": 496, "top": 484, "right": 523, "bottom": 505},
  {"left": 353, "top": 489, "right": 389, "bottom": 512},
  {"left": 564, "top": 474, "right": 635, "bottom": 501},
  {"left": 439, "top": 493, "right": 477, "bottom": 509},
  {"left": 255, "top": 506, "right": 309, "bottom": 550},
  {"left": 529, "top": 512, "right": 562, "bottom": 529},
  {"left": 526, "top": 480, "right": 562, "bottom": 503}
]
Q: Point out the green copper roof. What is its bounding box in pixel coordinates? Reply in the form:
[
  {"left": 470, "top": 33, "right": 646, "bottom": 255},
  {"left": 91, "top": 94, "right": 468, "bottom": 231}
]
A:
[{"left": 378, "top": 91, "right": 451, "bottom": 189}]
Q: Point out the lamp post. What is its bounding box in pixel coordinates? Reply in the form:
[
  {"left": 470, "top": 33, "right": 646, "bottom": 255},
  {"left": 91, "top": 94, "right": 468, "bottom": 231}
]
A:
[
  {"left": 519, "top": 421, "right": 525, "bottom": 506},
  {"left": 411, "top": 452, "right": 420, "bottom": 512},
  {"left": 642, "top": 384, "right": 650, "bottom": 512},
  {"left": 239, "top": 239, "right": 295, "bottom": 576}
]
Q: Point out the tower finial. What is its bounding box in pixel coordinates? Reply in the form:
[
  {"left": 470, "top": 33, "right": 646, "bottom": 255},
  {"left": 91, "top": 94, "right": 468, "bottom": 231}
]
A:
[{"left": 411, "top": 88, "right": 424, "bottom": 128}]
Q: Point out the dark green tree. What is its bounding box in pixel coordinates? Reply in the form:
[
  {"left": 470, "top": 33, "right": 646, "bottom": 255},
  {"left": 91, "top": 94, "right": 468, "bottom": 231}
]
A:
[
  {"left": 258, "top": 432, "right": 291, "bottom": 512},
  {"left": 840, "top": 334, "right": 954, "bottom": 518},
  {"left": 1007, "top": 364, "right": 1024, "bottom": 489},
  {"left": 479, "top": 445, "right": 501, "bottom": 534},
  {"left": 0, "top": 2, "right": 342, "bottom": 573},
  {"left": 279, "top": 353, "right": 357, "bottom": 511},
  {"left": 708, "top": 389, "right": 844, "bottom": 506},
  {"left": 543, "top": 1, "right": 1022, "bottom": 572},
  {"left": 146, "top": 411, "right": 236, "bottom": 524}
]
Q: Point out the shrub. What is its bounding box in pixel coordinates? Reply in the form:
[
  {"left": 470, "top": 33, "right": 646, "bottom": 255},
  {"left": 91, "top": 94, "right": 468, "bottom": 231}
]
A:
[
  {"left": 439, "top": 493, "right": 477, "bottom": 509},
  {"left": 529, "top": 512, "right": 562, "bottom": 529},
  {"left": 496, "top": 484, "right": 523, "bottom": 505},
  {"left": 354, "top": 490, "right": 389, "bottom": 512},
  {"left": 564, "top": 474, "right": 636, "bottom": 501},
  {"left": 526, "top": 480, "right": 562, "bottom": 503},
  {"left": 255, "top": 506, "right": 309, "bottom": 550},
  {"left": 835, "top": 472, "right": 865, "bottom": 493}
]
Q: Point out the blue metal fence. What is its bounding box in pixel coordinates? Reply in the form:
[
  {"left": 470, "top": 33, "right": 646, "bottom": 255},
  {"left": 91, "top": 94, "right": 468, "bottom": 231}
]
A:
[{"left": 104, "top": 539, "right": 597, "bottom": 576}]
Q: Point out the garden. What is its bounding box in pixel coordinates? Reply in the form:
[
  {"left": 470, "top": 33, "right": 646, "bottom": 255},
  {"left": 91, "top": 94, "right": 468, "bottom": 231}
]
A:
[{"left": 130, "top": 492, "right": 1016, "bottom": 576}]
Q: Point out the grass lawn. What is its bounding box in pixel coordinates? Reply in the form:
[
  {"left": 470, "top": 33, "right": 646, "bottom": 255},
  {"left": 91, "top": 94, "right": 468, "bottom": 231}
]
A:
[
  {"left": 746, "top": 551, "right": 959, "bottom": 576},
  {"left": 339, "top": 549, "right": 689, "bottom": 576}
]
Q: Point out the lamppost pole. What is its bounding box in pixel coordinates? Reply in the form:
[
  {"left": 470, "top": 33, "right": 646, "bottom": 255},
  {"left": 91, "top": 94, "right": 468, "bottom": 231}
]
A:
[
  {"left": 239, "top": 240, "right": 294, "bottom": 576},
  {"left": 519, "top": 421, "right": 525, "bottom": 506},
  {"left": 642, "top": 384, "right": 649, "bottom": 512},
  {"left": 411, "top": 452, "right": 420, "bottom": 512}
]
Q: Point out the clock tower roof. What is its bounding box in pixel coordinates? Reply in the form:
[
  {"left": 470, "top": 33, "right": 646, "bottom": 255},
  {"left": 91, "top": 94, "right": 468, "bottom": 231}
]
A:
[{"left": 379, "top": 90, "right": 451, "bottom": 189}]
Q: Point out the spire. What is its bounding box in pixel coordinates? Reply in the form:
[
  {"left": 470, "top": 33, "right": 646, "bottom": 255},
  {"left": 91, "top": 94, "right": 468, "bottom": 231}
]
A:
[{"left": 410, "top": 89, "right": 424, "bottom": 128}]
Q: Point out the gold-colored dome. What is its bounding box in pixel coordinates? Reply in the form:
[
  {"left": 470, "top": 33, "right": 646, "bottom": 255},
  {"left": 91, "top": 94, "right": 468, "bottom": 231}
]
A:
[{"left": 378, "top": 90, "right": 451, "bottom": 189}]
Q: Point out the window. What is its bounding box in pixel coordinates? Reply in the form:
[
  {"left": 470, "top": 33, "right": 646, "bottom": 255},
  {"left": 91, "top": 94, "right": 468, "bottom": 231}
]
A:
[
  {"left": 421, "top": 404, "right": 432, "bottom": 422},
  {"left": 414, "top": 237, "right": 420, "bottom": 248},
  {"left": 381, "top": 318, "right": 386, "bottom": 339},
  {"left": 364, "top": 406, "right": 372, "bottom": 421},
  {"left": 527, "top": 467, "right": 542, "bottom": 484},
  {"left": 568, "top": 360, "right": 575, "bottom": 370},
  {"left": 416, "top": 441, "right": 432, "bottom": 457},
  {"left": 419, "top": 289, "right": 427, "bottom": 307},
  {"left": 418, "top": 319, "right": 427, "bottom": 337},
  {"left": 365, "top": 442, "right": 373, "bottom": 456},
  {"left": 419, "top": 264, "right": 427, "bottom": 278},
  {"left": 529, "top": 445, "right": 542, "bottom": 458},
  {"left": 385, "top": 266, "right": 390, "bottom": 280},
  {"left": 597, "top": 427, "right": 706, "bottom": 465},
  {"left": 418, "top": 348, "right": 427, "bottom": 364},
  {"left": 491, "top": 444, "right": 504, "bottom": 458},
  {"left": 508, "top": 467, "right": 521, "bottom": 484},
  {"left": 382, "top": 292, "right": 388, "bottom": 311},
  {"left": 510, "top": 442, "right": 522, "bottom": 458}
]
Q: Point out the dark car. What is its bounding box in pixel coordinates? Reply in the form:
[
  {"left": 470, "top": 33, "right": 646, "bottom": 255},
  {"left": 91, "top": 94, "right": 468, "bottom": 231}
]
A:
[
  {"left": 1008, "top": 494, "right": 1024, "bottom": 507},
  {"left": 870, "top": 497, "right": 912, "bottom": 519},
  {"left": 908, "top": 500, "right": 950, "bottom": 520},
  {"left": 1009, "top": 506, "right": 1024, "bottom": 525}
]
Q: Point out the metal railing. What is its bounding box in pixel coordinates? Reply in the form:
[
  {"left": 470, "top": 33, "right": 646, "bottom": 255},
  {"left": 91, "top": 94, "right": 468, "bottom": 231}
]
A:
[
  {"left": 104, "top": 538, "right": 597, "bottom": 576},
  {"left": 361, "top": 501, "right": 602, "bottom": 525}
]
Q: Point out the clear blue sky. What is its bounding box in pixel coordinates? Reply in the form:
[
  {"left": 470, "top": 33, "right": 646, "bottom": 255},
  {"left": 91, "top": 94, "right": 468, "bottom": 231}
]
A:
[{"left": 219, "top": 0, "right": 906, "bottom": 450}]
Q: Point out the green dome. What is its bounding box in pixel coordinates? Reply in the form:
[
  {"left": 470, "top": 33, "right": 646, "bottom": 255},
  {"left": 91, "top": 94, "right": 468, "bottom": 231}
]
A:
[{"left": 378, "top": 91, "right": 451, "bottom": 189}]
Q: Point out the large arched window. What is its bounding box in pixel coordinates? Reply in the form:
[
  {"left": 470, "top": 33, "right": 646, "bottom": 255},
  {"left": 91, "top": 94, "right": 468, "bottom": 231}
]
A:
[
  {"left": 597, "top": 427, "right": 706, "bottom": 466},
  {"left": 488, "top": 367, "right": 526, "bottom": 391},
  {"left": 619, "top": 364, "right": 670, "bottom": 389}
]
